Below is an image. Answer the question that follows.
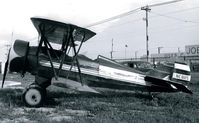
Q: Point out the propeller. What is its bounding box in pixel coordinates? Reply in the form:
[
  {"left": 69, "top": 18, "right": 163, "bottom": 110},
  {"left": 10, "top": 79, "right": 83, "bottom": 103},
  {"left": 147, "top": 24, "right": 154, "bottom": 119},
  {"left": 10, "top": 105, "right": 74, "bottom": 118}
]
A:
[
  {"left": 2, "top": 48, "right": 11, "bottom": 88},
  {"left": 2, "top": 40, "right": 30, "bottom": 88}
]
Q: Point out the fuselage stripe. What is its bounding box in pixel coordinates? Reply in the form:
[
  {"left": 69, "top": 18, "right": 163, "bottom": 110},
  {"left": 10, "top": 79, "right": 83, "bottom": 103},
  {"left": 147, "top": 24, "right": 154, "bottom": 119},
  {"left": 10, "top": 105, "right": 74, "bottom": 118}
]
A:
[{"left": 39, "top": 60, "right": 147, "bottom": 86}]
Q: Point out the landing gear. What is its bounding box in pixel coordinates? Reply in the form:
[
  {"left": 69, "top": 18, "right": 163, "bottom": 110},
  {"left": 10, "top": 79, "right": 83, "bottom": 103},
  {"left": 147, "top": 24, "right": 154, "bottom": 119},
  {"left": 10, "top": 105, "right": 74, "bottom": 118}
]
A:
[
  {"left": 22, "top": 75, "right": 51, "bottom": 107},
  {"left": 22, "top": 84, "right": 46, "bottom": 107}
]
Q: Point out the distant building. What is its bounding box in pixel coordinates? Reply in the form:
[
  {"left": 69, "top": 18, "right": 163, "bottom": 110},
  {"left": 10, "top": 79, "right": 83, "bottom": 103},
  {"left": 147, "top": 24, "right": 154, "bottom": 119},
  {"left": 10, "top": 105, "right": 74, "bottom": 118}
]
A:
[
  {"left": 150, "top": 44, "right": 199, "bottom": 72},
  {"left": 116, "top": 44, "right": 199, "bottom": 72},
  {"left": 151, "top": 44, "right": 199, "bottom": 58},
  {"left": 150, "top": 52, "right": 185, "bottom": 62},
  {"left": 185, "top": 45, "right": 199, "bottom": 56}
]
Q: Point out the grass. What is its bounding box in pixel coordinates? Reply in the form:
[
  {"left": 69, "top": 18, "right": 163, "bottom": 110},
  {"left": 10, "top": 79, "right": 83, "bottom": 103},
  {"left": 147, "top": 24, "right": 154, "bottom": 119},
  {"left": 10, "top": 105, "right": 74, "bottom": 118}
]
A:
[{"left": 0, "top": 73, "right": 199, "bottom": 122}]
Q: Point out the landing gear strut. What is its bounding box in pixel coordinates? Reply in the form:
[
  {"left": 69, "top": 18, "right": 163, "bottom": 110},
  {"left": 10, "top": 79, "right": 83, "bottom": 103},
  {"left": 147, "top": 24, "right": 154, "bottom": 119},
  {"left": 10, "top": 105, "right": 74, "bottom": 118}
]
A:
[{"left": 22, "top": 76, "right": 51, "bottom": 107}]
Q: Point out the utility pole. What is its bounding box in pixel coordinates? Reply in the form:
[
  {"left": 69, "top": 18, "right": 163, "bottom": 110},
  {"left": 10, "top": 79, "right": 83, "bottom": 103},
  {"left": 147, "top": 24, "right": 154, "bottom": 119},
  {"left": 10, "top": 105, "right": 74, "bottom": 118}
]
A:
[
  {"left": 110, "top": 38, "right": 114, "bottom": 59},
  {"left": 135, "top": 51, "right": 138, "bottom": 59},
  {"left": 158, "top": 47, "right": 163, "bottom": 54},
  {"left": 178, "top": 47, "right": 180, "bottom": 53},
  {"left": 141, "top": 5, "right": 151, "bottom": 62},
  {"left": 125, "top": 44, "right": 128, "bottom": 59},
  {"left": 5, "top": 31, "right": 13, "bottom": 56},
  {"left": 5, "top": 44, "right": 10, "bottom": 56}
]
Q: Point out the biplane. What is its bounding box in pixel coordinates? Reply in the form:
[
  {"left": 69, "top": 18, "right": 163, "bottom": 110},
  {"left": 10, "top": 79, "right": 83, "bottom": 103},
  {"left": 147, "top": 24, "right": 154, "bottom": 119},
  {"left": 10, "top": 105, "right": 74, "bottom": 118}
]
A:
[{"left": 2, "top": 17, "right": 192, "bottom": 107}]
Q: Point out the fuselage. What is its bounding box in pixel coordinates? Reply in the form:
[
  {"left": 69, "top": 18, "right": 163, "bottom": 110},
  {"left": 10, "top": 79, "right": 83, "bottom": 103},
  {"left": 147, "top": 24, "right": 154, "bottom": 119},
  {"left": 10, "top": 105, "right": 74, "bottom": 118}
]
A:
[
  {"left": 9, "top": 44, "right": 185, "bottom": 93},
  {"left": 8, "top": 39, "right": 192, "bottom": 94}
]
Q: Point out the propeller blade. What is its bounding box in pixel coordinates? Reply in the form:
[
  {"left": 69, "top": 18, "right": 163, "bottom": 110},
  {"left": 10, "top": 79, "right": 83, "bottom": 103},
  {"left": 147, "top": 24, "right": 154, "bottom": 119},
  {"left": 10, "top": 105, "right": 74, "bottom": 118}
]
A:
[{"left": 2, "top": 48, "right": 11, "bottom": 88}]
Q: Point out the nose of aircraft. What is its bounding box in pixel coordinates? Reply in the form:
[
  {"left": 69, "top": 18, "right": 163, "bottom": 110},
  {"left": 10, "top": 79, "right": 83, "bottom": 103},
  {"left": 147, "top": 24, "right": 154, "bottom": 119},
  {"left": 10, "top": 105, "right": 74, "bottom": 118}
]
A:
[
  {"left": 2, "top": 40, "right": 29, "bottom": 88},
  {"left": 13, "top": 40, "right": 30, "bottom": 57},
  {"left": 10, "top": 40, "right": 30, "bottom": 73}
]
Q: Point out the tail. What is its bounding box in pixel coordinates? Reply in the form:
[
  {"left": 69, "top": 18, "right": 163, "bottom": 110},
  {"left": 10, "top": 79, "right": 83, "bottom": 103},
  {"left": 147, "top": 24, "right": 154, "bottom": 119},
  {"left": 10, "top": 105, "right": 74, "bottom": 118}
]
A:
[
  {"left": 171, "top": 62, "right": 191, "bottom": 84},
  {"left": 145, "top": 76, "right": 192, "bottom": 94}
]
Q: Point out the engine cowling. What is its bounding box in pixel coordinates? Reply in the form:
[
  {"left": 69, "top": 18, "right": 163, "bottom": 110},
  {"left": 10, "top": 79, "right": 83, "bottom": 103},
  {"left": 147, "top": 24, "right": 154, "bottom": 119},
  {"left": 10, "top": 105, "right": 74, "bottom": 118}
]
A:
[{"left": 9, "top": 40, "right": 29, "bottom": 73}]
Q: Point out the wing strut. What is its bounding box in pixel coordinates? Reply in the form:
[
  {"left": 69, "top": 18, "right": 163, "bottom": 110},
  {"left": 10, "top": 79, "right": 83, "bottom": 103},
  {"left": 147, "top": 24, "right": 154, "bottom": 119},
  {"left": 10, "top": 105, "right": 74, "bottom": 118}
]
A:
[
  {"left": 36, "top": 24, "right": 58, "bottom": 80},
  {"left": 36, "top": 23, "right": 86, "bottom": 85},
  {"left": 70, "top": 31, "right": 85, "bottom": 86},
  {"left": 63, "top": 26, "right": 85, "bottom": 86},
  {"left": 43, "top": 37, "right": 58, "bottom": 80},
  {"left": 57, "top": 27, "right": 71, "bottom": 76}
]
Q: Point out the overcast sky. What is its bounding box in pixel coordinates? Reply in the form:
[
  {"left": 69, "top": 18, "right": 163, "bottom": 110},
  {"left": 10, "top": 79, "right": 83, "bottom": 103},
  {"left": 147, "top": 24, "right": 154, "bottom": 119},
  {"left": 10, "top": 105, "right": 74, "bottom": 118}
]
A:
[{"left": 0, "top": 0, "right": 199, "bottom": 61}]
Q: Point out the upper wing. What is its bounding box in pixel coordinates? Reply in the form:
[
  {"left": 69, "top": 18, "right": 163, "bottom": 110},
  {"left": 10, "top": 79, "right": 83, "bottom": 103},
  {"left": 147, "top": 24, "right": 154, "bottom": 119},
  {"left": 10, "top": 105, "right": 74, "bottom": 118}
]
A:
[{"left": 31, "top": 17, "right": 96, "bottom": 44}]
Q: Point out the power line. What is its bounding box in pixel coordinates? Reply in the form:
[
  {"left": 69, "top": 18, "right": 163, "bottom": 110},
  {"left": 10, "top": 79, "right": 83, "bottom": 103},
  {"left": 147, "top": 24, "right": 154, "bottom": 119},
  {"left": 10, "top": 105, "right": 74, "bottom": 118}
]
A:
[
  {"left": 163, "top": 6, "right": 199, "bottom": 15},
  {"left": 85, "top": 0, "right": 184, "bottom": 28},
  {"left": 94, "top": 6, "right": 199, "bottom": 30},
  {"left": 85, "top": 8, "right": 141, "bottom": 28},
  {"left": 85, "top": 0, "right": 187, "bottom": 29},
  {"left": 150, "top": 11, "right": 199, "bottom": 24},
  {"left": 148, "top": 0, "right": 184, "bottom": 8},
  {"left": 84, "top": 0, "right": 186, "bottom": 59},
  {"left": 104, "top": 17, "right": 142, "bottom": 29}
]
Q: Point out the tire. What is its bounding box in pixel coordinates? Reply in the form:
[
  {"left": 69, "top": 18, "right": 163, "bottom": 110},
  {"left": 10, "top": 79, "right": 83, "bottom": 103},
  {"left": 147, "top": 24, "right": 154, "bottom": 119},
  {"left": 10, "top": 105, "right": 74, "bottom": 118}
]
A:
[
  {"left": 22, "top": 85, "right": 45, "bottom": 107},
  {"left": 30, "top": 83, "right": 47, "bottom": 97}
]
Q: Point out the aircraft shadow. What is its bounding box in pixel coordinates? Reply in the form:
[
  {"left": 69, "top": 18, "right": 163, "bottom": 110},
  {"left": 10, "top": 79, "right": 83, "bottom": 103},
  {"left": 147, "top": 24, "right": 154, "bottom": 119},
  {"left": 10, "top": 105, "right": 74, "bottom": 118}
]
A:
[
  {"left": 1, "top": 88, "right": 192, "bottom": 108},
  {"left": 45, "top": 90, "right": 155, "bottom": 107}
]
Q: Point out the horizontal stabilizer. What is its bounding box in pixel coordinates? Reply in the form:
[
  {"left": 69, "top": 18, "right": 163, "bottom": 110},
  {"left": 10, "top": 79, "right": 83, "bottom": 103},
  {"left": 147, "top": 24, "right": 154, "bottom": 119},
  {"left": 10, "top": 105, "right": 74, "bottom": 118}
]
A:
[
  {"left": 145, "top": 76, "right": 192, "bottom": 94},
  {"left": 169, "top": 81, "right": 192, "bottom": 94}
]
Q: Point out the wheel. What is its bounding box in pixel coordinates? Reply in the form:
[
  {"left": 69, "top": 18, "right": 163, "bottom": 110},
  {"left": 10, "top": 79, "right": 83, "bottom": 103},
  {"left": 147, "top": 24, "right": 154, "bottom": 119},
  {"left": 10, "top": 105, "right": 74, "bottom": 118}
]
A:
[
  {"left": 22, "top": 85, "right": 45, "bottom": 107},
  {"left": 30, "top": 83, "right": 47, "bottom": 97}
]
